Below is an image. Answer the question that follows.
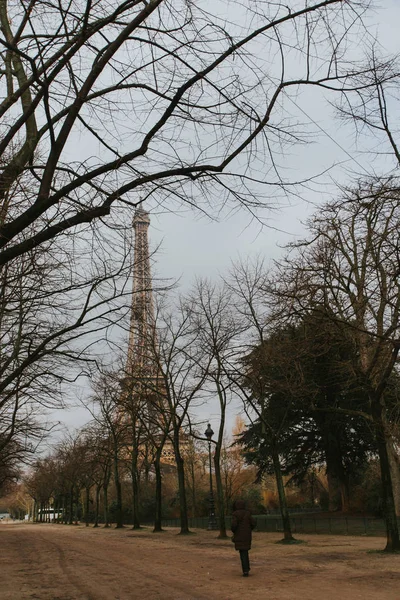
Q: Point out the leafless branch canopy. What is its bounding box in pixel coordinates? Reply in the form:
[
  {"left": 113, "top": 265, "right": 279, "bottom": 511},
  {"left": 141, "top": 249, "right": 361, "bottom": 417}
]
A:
[{"left": 0, "top": 0, "right": 371, "bottom": 265}]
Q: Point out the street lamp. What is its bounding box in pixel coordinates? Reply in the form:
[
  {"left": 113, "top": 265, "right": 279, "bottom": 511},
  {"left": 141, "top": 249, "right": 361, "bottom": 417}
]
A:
[{"left": 204, "top": 423, "right": 218, "bottom": 530}]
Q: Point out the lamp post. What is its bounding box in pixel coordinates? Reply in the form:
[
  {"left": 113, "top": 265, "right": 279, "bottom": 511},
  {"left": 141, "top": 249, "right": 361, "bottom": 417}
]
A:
[{"left": 204, "top": 423, "right": 218, "bottom": 530}]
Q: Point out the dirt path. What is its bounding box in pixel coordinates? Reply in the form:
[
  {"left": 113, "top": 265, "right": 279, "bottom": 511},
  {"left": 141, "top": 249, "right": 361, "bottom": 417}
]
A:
[{"left": 1, "top": 523, "right": 400, "bottom": 599}]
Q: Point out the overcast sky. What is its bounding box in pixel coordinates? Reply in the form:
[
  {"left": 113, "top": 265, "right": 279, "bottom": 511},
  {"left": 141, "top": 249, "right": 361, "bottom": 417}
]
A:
[
  {"left": 51, "top": 0, "right": 400, "bottom": 444},
  {"left": 149, "top": 0, "right": 400, "bottom": 287}
]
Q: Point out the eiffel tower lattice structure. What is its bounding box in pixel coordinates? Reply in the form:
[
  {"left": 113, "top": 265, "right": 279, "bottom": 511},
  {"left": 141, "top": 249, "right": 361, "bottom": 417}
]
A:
[
  {"left": 126, "top": 207, "right": 156, "bottom": 375},
  {"left": 122, "top": 207, "right": 175, "bottom": 464}
]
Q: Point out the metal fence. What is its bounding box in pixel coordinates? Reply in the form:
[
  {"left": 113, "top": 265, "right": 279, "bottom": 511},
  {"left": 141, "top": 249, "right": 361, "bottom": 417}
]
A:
[
  {"left": 157, "top": 515, "right": 393, "bottom": 537},
  {"left": 254, "top": 515, "right": 388, "bottom": 536}
]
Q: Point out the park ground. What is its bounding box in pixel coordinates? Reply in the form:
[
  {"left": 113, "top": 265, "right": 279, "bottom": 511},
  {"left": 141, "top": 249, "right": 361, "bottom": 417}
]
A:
[{"left": 1, "top": 523, "right": 400, "bottom": 600}]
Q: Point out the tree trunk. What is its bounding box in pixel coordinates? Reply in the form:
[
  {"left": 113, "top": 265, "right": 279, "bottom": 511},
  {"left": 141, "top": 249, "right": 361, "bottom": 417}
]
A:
[
  {"left": 94, "top": 485, "right": 100, "bottom": 527},
  {"left": 387, "top": 440, "right": 400, "bottom": 516},
  {"left": 327, "top": 471, "right": 342, "bottom": 512},
  {"left": 131, "top": 451, "right": 141, "bottom": 529},
  {"left": 176, "top": 455, "right": 190, "bottom": 534},
  {"left": 214, "top": 446, "right": 227, "bottom": 539},
  {"left": 143, "top": 444, "right": 151, "bottom": 483},
  {"left": 190, "top": 460, "right": 196, "bottom": 518},
  {"left": 153, "top": 448, "right": 164, "bottom": 532},
  {"left": 113, "top": 464, "right": 124, "bottom": 528},
  {"left": 68, "top": 488, "right": 74, "bottom": 525},
  {"left": 103, "top": 483, "right": 110, "bottom": 527},
  {"left": 316, "top": 413, "right": 348, "bottom": 512},
  {"left": 61, "top": 495, "right": 66, "bottom": 524},
  {"left": 371, "top": 395, "right": 400, "bottom": 551},
  {"left": 173, "top": 428, "right": 190, "bottom": 534},
  {"left": 271, "top": 443, "right": 295, "bottom": 542},
  {"left": 85, "top": 487, "right": 90, "bottom": 527},
  {"left": 131, "top": 470, "right": 141, "bottom": 529},
  {"left": 340, "top": 480, "right": 350, "bottom": 513},
  {"left": 73, "top": 489, "right": 79, "bottom": 525},
  {"left": 214, "top": 386, "right": 227, "bottom": 539}
]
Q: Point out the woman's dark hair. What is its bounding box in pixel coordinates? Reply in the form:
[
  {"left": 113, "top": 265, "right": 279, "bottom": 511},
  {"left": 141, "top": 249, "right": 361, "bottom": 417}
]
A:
[{"left": 232, "top": 499, "right": 246, "bottom": 511}]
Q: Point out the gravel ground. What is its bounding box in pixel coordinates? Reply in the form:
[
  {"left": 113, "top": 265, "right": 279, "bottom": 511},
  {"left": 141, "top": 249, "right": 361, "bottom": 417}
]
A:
[{"left": 1, "top": 522, "right": 400, "bottom": 599}]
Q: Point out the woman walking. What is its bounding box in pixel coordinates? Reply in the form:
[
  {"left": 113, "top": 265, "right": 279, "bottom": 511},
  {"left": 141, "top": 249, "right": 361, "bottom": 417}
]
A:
[{"left": 231, "top": 499, "right": 256, "bottom": 577}]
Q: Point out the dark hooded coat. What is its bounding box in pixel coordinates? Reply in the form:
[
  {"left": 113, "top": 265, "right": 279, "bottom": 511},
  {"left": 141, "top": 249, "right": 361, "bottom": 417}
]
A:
[{"left": 231, "top": 500, "right": 256, "bottom": 551}]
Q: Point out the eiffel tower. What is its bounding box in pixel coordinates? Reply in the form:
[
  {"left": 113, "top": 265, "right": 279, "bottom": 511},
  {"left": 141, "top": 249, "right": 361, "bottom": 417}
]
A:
[
  {"left": 123, "top": 207, "right": 175, "bottom": 464},
  {"left": 126, "top": 207, "right": 156, "bottom": 377}
]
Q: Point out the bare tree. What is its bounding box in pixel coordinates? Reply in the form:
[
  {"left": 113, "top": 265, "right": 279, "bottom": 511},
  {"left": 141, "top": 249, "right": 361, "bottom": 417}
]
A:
[
  {"left": 0, "top": 0, "right": 373, "bottom": 268},
  {"left": 0, "top": 222, "right": 135, "bottom": 467},
  {"left": 0, "top": 437, "right": 25, "bottom": 496},
  {"left": 56, "top": 433, "right": 93, "bottom": 524},
  {"left": 134, "top": 380, "right": 172, "bottom": 533},
  {"left": 78, "top": 423, "right": 113, "bottom": 527},
  {"left": 191, "top": 278, "right": 241, "bottom": 538},
  {"left": 0, "top": 482, "right": 32, "bottom": 520},
  {"left": 220, "top": 418, "right": 258, "bottom": 513},
  {"left": 148, "top": 296, "right": 210, "bottom": 534},
  {"left": 0, "top": 0, "right": 380, "bottom": 485},
  {"left": 119, "top": 365, "right": 157, "bottom": 530},
  {"left": 226, "top": 259, "right": 298, "bottom": 542},
  {"left": 90, "top": 370, "right": 127, "bottom": 528},
  {"left": 112, "top": 298, "right": 199, "bottom": 534},
  {"left": 336, "top": 52, "right": 400, "bottom": 169}
]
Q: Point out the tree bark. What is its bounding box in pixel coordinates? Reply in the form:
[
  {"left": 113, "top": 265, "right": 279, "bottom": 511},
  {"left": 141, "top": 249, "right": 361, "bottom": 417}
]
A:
[
  {"left": 103, "top": 483, "right": 110, "bottom": 527},
  {"left": 315, "top": 413, "right": 349, "bottom": 512},
  {"left": 62, "top": 495, "right": 67, "bottom": 524},
  {"left": 153, "top": 449, "right": 164, "bottom": 532},
  {"left": 387, "top": 440, "right": 400, "bottom": 516},
  {"left": 271, "top": 443, "right": 295, "bottom": 542},
  {"left": 214, "top": 445, "right": 227, "bottom": 539},
  {"left": 371, "top": 395, "right": 400, "bottom": 551},
  {"left": 68, "top": 488, "right": 73, "bottom": 525},
  {"left": 131, "top": 468, "right": 141, "bottom": 529},
  {"left": 31, "top": 499, "right": 36, "bottom": 522},
  {"left": 340, "top": 480, "right": 350, "bottom": 513},
  {"left": 130, "top": 443, "right": 141, "bottom": 530},
  {"left": 84, "top": 486, "right": 90, "bottom": 527},
  {"left": 113, "top": 456, "right": 124, "bottom": 528},
  {"left": 94, "top": 485, "right": 100, "bottom": 527},
  {"left": 173, "top": 428, "right": 190, "bottom": 534},
  {"left": 190, "top": 459, "right": 196, "bottom": 518},
  {"left": 327, "top": 471, "right": 342, "bottom": 512},
  {"left": 214, "top": 382, "right": 228, "bottom": 539},
  {"left": 53, "top": 498, "right": 58, "bottom": 524}
]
